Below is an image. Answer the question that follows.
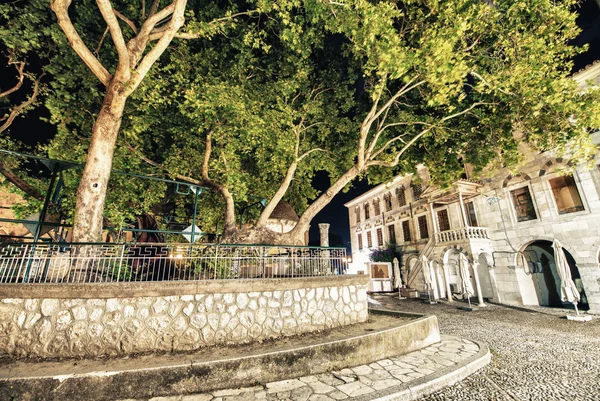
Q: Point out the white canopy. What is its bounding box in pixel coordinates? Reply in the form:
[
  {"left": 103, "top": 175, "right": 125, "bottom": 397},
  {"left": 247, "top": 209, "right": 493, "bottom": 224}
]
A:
[
  {"left": 393, "top": 257, "right": 402, "bottom": 289},
  {"left": 421, "top": 254, "right": 432, "bottom": 287},
  {"left": 552, "top": 239, "right": 580, "bottom": 304},
  {"left": 458, "top": 254, "right": 474, "bottom": 297}
]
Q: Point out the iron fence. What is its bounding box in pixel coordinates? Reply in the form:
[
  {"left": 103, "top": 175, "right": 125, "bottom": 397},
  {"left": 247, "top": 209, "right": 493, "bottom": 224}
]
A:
[{"left": 0, "top": 243, "right": 348, "bottom": 284}]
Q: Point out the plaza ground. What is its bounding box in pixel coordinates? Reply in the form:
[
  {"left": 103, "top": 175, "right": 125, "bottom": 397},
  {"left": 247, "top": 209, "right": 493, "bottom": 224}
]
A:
[
  {"left": 373, "top": 295, "right": 600, "bottom": 401},
  {"left": 113, "top": 294, "right": 600, "bottom": 401}
]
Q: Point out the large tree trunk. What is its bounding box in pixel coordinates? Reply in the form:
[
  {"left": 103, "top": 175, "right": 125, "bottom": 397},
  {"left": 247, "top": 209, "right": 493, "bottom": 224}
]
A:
[
  {"left": 221, "top": 226, "right": 306, "bottom": 246},
  {"left": 72, "top": 83, "right": 127, "bottom": 242}
]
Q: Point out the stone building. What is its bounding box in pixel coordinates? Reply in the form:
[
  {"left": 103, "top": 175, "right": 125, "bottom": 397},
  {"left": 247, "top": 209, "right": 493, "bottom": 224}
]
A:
[{"left": 345, "top": 64, "right": 600, "bottom": 314}]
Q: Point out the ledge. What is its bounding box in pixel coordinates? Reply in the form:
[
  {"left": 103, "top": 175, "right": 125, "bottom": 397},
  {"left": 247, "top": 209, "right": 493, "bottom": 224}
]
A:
[{"left": 0, "top": 274, "right": 369, "bottom": 299}]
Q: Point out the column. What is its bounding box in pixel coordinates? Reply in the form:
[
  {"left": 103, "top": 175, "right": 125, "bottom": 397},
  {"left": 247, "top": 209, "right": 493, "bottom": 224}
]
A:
[
  {"left": 442, "top": 263, "right": 453, "bottom": 302},
  {"left": 472, "top": 261, "right": 486, "bottom": 307},
  {"left": 458, "top": 192, "right": 469, "bottom": 227},
  {"left": 429, "top": 203, "right": 438, "bottom": 234},
  {"left": 318, "top": 223, "right": 330, "bottom": 247},
  {"left": 318, "top": 223, "right": 331, "bottom": 274}
]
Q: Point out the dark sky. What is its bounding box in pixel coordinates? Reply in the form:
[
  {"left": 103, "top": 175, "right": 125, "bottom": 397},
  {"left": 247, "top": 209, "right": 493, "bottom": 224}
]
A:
[{"left": 2, "top": 1, "right": 600, "bottom": 249}]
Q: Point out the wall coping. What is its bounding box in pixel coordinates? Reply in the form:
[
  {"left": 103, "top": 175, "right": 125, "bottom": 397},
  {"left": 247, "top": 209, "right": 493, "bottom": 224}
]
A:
[{"left": 0, "top": 274, "right": 369, "bottom": 299}]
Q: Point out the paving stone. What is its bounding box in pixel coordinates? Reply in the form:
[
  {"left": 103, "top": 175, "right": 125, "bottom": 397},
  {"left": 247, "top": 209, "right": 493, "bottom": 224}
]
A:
[
  {"left": 351, "top": 365, "right": 373, "bottom": 376},
  {"left": 336, "top": 381, "right": 374, "bottom": 397},
  {"left": 299, "top": 375, "right": 319, "bottom": 384},
  {"left": 181, "top": 395, "right": 212, "bottom": 401},
  {"left": 290, "top": 386, "right": 313, "bottom": 401},
  {"left": 327, "top": 391, "right": 349, "bottom": 400},
  {"left": 370, "top": 378, "right": 402, "bottom": 390},
  {"left": 307, "top": 381, "right": 335, "bottom": 394},
  {"left": 266, "top": 379, "right": 306, "bottom": 393}
]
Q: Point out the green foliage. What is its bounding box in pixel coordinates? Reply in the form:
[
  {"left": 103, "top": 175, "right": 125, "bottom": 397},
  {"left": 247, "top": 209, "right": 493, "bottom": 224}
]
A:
[
  {"left": 1, "top": 0, "right": 598, "bottom": 237},
  {"left": 370, "top": 244, "right": 403, "bottom": 263}
]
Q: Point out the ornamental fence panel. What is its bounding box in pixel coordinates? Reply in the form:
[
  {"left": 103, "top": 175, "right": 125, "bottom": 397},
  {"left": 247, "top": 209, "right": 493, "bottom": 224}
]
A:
[{"left": 0, "top": 243, "right": 347, "bottom": 284}]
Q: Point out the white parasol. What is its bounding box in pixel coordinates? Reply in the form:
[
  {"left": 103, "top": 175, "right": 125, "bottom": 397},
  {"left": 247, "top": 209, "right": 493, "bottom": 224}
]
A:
[
  {"left": 393, "top": 257, "right": 402, "bottom": 289},
  {"left": 420, "top": 254, "right": 433, "bottom": 302},
  {"left": 552, "top": 239, "right": 581, "bottom": 314},
  {"left": 458, "top": 254, "right": 474, "bottom": 307}
]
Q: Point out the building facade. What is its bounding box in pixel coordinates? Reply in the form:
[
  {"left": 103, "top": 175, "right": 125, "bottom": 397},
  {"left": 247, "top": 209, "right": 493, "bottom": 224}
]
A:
[{"left": 345, "top": 65, "right": 600, "bottom": 314}]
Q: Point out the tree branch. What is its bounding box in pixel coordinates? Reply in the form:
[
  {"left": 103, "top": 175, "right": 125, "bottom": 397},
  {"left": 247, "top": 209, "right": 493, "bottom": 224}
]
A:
[
  {"left": 96, "top": 0, "right": 130, "bottom": 80},
  {"left": 0, "top": 73, "right": 43, "bottom": 135},
  {"left": 128, "top": 0, "right": 186, "bottom": 94},
  {"left": 149, "top": 10, "right": 259, "bottom": 41},
  {"left": 0, "top": 57, "right": 25, "bottom": 99},
  {"left": 368, "top": 102, "right": 489, "bottom": 167},
  {"left": 51, "top": 0, "right": 112, "bottom": 86},
  {"left": 114, "top": 9, "right": 139, "bottom": 34},
  {"left": 0, "top": 160, "right": 45, "bottom": 201}
]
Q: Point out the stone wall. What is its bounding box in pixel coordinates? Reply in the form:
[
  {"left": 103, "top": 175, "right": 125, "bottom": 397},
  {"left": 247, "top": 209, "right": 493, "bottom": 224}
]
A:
[{"left": 0, "top": 276, "right": 369, "bottom": 359}]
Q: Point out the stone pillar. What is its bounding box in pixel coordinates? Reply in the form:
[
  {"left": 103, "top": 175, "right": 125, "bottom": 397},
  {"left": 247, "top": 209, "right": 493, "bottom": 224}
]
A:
[
  {"left": 442, "top": 264, "right": 453, "bottom": 302},
  {"left": 318, "top": 223, "right": 331, "bottom": 273},
  {"left": 472, "top": 261, "right": 486, "bottom": 307},
  {"left": 458, "top": 192, "right": 469, "bottom": 227},
  {"left": 319, "top": 223, "right": 330, "bottom": 247}
]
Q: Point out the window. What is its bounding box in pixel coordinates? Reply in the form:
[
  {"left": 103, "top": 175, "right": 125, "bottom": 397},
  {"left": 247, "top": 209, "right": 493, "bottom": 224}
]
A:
[
  {"left": 364, "top": 203, "right": 370, "bottom": 220},
  {"left": 465, "top": 202, "right": 478, "bottom": 227},
  {"left": 387, "top": 225, "right": 396, "bottom": 244},
  {"left": 437, "top": 209, "right": 450, "bottom": 232},
  {"left": 366, "top": 231, "right": 373, "bottom": 248},
  {"left": 357, "top": 233, "right": 363, "bottom": 250},
  {"left": 354, "top": 207, "right": 361, "bottom": 223},
  {"left": 418, "top": 215, "right": 429, "bottom": 239},
  {"left": 411, "top": 183, "right": 423, "bottom": 201},
  {"left": 402, "top": 220, "right": 411, "bottom": 242},
  {"left": 376, "top": 228, "right": 383, "bottom": 246},
  {"left": 510, "top": 186, "right": 537, "bottom": 222},
  {"left": 396, "top": 186, "right": 407, "bottom": 207},
  {"left": 384, "top": 193, "right": 393, "bottom": 211},
  {"left": 374, "top": 199, "right": 381, "bottom": 216},
  {"left": 549, "top": 175, "right": 584, "bottom": 214}
]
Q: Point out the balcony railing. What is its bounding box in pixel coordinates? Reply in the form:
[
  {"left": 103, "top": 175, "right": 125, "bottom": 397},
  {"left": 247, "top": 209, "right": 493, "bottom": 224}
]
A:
[
  {"left": 0, "top": 243, "right": 347, "bottom": 284},
  {"left": 434, "top": 227, "right": 489, "bottom": 244}
]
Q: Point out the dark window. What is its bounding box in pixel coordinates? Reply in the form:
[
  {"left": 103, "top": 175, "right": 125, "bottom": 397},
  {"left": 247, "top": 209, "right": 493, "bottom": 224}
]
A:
[
  {"left": 412, "top": 183, "right": 423, "bottom": 201},
  {"left": 364, "top": 203, "right": 370, "bottom": 220},
  {"left": 396, "top": 186, "right": 407, "bottom": 207},
  {"left": 376, "top": 228, "right": 383, "bottom": 246},
  {"left": 510, "top": 186, "right": 537, "bottom": 222},
  {"left": 465, "top": 202, "right": 478, "bottom": 226},
  {"left": 402, "top": 220, "right": 411, "bottom": 242},
  {"left": 374, "top": 199, "right": 381, "bottom": 216},
  {"left": 418, "top": 215, "right": 429, "bottom": 239},
  {"left": 549, "top": 175, "right": 584, "bottom": 214},
  {"left": 387, "top": 225, "right": 396, "bottom": 244},
  {"left": 384, "top": 193, "right": 393, "bottom": 211},
  {"left": 437, "top": 209, "right": 450, "bottom": 231},
  {"left": 366, "top": 231, "right": 373, "bottom": 248},
  {"left": 357, "top": 233, "right": 363, "bottom": 250},
  {"left": 355, "top": 207, "right": 361, "bottom": 223}
]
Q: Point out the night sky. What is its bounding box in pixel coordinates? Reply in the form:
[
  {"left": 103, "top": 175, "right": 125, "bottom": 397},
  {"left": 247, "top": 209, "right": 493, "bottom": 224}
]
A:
[{"left": 2, "top": 1, "right": 600, "bottom": 249}]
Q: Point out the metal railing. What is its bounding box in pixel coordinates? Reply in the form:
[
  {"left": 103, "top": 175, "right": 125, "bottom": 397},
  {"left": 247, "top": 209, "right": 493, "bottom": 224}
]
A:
[
  {"left": 0, "top": 243, "right": 348, "bottom": 284},
  {"left": 434, "top": 227, "right": 490, "bottom": 244}
]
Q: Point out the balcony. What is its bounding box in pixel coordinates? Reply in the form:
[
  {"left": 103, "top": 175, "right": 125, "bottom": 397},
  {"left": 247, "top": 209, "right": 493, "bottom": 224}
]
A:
[{"left": 434, "top": 227, "right": 489, "bottom": 244}]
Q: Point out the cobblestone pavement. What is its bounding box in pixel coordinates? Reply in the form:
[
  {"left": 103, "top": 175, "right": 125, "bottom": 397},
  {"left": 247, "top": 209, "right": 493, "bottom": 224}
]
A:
[
  {"left": 122, "top": 336, "right": 481, "bottom": 401},
  {"left": 374, "top": 296, "right": 600, "bottom": 401}
]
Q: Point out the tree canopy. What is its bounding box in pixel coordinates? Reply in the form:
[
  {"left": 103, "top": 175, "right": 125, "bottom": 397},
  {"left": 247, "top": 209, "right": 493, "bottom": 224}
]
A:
[{"left": 1, "top": 0, "right": 598, "bottom": 244}]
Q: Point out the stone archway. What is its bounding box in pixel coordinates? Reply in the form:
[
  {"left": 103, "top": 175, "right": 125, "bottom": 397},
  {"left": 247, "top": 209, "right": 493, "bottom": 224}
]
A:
[{"left": 520, "top": 240, "right": 589, "bottom": 310}]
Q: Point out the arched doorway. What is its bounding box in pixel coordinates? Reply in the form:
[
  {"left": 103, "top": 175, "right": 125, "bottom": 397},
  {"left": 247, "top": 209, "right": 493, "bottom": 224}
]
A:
[{"left": 521, "top": 240, "right": 588, "bottom": 310}]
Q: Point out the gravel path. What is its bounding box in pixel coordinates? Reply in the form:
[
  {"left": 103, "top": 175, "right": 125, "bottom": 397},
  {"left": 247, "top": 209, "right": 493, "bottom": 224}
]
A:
[{"left": 372, "top": 295, "right": 600, "bottom": 401}]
